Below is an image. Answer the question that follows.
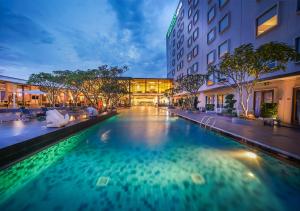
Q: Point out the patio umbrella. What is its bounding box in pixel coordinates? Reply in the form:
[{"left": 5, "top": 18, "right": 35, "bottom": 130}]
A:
[{"left": 22, "top": 90, "right": 46, "bottom": 95}]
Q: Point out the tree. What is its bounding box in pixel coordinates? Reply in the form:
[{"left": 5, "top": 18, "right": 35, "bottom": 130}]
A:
[
  {"left": 27, "top": 72, "right": 62, "bottom": 107},
  {"left": 176, "top": 74, "right": 207, "bottom": 110},
  {"left": 163, "top": 87, "right": 178, "bottom": 106},
  {"left": 96, "top": 66, "right": 128, "bottom": 110},
  {"left": 209, "top": 42, "right": 298, "bottom": 117},
  {"left": 53, "top": 70, "right": 82, "bottom": 107}
]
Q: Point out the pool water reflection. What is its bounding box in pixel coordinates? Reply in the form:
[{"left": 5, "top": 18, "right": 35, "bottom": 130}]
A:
[{"left": 0, "top": 107, "right": 299, "bottom": 211}]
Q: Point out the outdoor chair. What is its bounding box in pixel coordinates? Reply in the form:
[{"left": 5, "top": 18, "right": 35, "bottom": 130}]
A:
[
  {"left": 20, "top": 108, "right": 35, "bottom": 120},
  {"left": 46, "top": 109, "right": 69, "bottom": 127},
  {"left": 36, "top": 107, "right": 48, "bottom": 121}
]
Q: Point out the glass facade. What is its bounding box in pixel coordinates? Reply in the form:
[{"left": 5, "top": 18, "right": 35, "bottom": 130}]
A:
[
  {"left": 130, "top": 79, "right": 173, "bottom": 106},
  {"left": 219, "top": 0, "right": 229, "bottom": 8},
  {"left": 207, "top": 28, "right": 216, "bottom": 44},
  {"left": 207, "top": 5, "right": 215, "bottom": 23},
  {"left": 219, "top": 13, "right": 230, "bottom": 33},
  {"left": 256, "top": 5, "right": 278, "bottom": 36},
  {"left": 207, "top": 50, "right": 215, "bottom": 64},
  {"left": 218, "top": 40, "right": 229, "bottom": 58}
]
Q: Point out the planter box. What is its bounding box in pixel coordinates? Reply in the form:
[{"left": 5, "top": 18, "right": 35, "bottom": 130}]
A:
[{"left": 232, "top": 117, "right": 264, "bottom": 126}]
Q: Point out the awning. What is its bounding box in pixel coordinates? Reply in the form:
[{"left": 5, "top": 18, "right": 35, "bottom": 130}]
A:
[{"left": 22, "top": 90, "right": 46, "bottom": 95}]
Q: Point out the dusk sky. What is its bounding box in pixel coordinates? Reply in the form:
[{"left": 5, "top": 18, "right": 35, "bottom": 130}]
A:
[{"left": 0, "top": 0, "right": 177, "bottom": 79}]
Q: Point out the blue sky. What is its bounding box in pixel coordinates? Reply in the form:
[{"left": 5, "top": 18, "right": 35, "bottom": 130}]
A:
[{"left": 0, "top": 0, "right": 177, "bottom": 79}]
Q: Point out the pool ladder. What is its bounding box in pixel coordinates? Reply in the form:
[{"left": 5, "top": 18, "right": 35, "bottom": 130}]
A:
[{"left": 200, "top": 116, "right": 217, "bottom": 129}]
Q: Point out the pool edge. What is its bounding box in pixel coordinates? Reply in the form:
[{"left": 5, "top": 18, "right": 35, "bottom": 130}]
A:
[
  {"left": 173, "top": 112, "right": 300, "bottom": 166},
  {"left": 0, "top": 112, "right": 118, "bottom": 170}
]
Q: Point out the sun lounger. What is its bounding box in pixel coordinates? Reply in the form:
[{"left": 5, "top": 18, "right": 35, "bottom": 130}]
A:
[{"left": 46, "top": 109, "right": 69, "bottom": 128}]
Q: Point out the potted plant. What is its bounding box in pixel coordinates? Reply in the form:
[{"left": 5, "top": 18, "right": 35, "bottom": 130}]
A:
[
  {"left": 222, "top": 94, "right": 237, "bottom": 117},
  {"left": 205, "top": 104, "right": 215, "bottom": 113},
  {"left": 260, "top": 103, "right": 279, "bottom": 126}
]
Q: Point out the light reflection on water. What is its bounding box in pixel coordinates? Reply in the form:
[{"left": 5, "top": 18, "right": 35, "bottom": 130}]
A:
[{"left": 0, "top": 107, "right": 299, "bottom": 211}]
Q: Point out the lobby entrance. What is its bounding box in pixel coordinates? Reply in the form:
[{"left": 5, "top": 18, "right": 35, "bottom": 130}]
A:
[{"left": 131, "top": 95, "right": 158, "bottom": 106}]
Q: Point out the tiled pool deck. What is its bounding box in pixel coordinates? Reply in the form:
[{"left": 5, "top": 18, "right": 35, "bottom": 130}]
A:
[
  {"left": 0, "top": 114, "right": 88, "bottom": 149},
  {"left": 0, "top": 112, "right": 117, "bottom": 168},
  {"left": 169, "top": 109, "right": 300, "bottom": 162}
]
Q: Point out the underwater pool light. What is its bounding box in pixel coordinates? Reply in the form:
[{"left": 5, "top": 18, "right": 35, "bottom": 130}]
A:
[
  {"left": 244, "top": 151, "right": 257, "bottom": 159},
  {"left": 247, "top": 172, "right": 255, "bottom": 178}
]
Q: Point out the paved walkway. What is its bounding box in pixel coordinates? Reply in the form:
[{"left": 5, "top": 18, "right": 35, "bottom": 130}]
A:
[
  {"left": 169, "top": 109, "right": 300, "bottom": 161},
  {"left": 0, "top": 113, "right": 88, "bottom": 149}
]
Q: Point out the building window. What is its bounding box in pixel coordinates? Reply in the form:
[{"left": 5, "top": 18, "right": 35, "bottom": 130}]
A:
[
  {"left": 177, "top": 48, "right": 184, "bottom": 60},
  {"left": 218, "top": 40, "right": 229, "bottom": 58},
  {"left": 180, "top": 22, "right": 184, "bottom": 31},
  {"left": 172, "top": 49, "right": 175, "bottom": 56},
  {"left": 207, "top": 50, "right": 216, "bottom": 64},
  {"left": 206, "top": 96, "right": 215, "bottom": 104},
  {"left": 188, "top": 7, "right": 193, "bottom": 18},
  {"left": 207, "top": 5, "right": 216, "bottom": 23},
  {"left": 298, "top": 0, "right": 300, "bottom": 11},
  {"left": 193, "top": 0, "right": 199, "bottom": 8},
  {"left": 217, "top": 95, "right": 224, "bottom": 108},
  {"left": 180, "top": 9, "right": 184, "bottom": 19},
  {"left": 177, "top": 30, "right": 181, "bottom": 38},
  {"left": 173, "top": 29, "right": 176, "bottom": 37},
  {"left": 192, "top": 62, "right": 198, "bottom": 73},
  {"left": 187, "top": 52, "right": 192, "bottom": 62},
  {"left": 256, "top": 5, "right": 278, "bottom": 36},
  {"left": 187, "top": 67, "right": 191, "bottom": 75},
  {"left": 296, "top": 37, "right": 300, "bottom": 62},
  {"left": 254, "top": 90, "right": 274, "bottom": 116},
  {"left": 193, "top": 10, "right": 199, "bottom": 24},
  {"left": 219, "top": 0, "right": 229, "bottom": 8},
  {"left": 193, "top": 27, "right": 199, "bottom": 41},
  {"left": 193, "top": 45, "right": 199, "bottom": 57},
  {"left": 180, "top": 60, "right": 184, "bottom": 69},
  {"left": 172, "top": 59, "right": 175, "bottom": 66},
  {"left": 172, "top": 39, "right": 175, "bottom": 47},
  {"left": 188, "top": 37, "right": 193, "bottom": 48},
  {"left": 188, "top": 21, "right": 193, "bottom": 32},
  {"left": 207, "top": 28, "right": 216, "bottom": 44},
  {"left": 219, "top": 13, "right": 230, "bottom": 33}
]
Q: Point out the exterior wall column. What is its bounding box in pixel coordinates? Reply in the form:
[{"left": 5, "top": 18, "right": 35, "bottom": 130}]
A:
[{"left": 277, "top": 79, "right": 296, "bottom": 124}]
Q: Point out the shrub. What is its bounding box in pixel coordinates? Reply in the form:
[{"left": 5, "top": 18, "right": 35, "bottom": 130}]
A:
[
  {"left": 193, "top": 96, "right": 198, "bottom": 110},
  {"left": 260, "top": 103, "right": 278, "bottom": 118},
  {"left": 205, "top": 104, "right": 215, "bottom": 111},
  {"left": 224, "top": 94, "right": 236, "bottom": 114}
]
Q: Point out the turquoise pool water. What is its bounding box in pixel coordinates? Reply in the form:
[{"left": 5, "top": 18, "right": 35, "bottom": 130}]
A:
[{"left": 0, "top": 107, "right": 300, "bottom": 211}]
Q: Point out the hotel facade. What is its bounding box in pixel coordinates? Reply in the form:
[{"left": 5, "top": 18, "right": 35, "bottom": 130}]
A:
[{"left": 166, "top": 0, "right": 300, "bottom": 124}]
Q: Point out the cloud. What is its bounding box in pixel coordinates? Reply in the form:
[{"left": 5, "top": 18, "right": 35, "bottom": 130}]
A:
[{"left": 0, "top": 0, "right": 177, "bottom": 79}]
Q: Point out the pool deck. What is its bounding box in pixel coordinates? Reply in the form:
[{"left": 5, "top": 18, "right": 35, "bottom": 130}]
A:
[
  {"left": 0, "top": 112, "right": 117, "bottom": 168},
  {"left": 169, "top": 109, "right": 300, "bottom": 162},
  {"left": 0, "top": 114, "right": 88, "bottom": 149}
]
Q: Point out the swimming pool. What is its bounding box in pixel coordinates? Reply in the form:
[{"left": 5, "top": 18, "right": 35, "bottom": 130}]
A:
[{"left": 0, "top": 107, "right": 299, "bottom": 211}]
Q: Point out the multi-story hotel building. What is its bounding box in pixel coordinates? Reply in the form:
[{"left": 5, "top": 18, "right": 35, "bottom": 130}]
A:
[{"left": 166, "top": 0, "right": 300, "bottom": 124}]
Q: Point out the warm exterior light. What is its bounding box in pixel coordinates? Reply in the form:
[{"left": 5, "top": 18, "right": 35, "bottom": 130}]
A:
[{"left": 207, "top": 80, "right": 214, "bottom": 86}]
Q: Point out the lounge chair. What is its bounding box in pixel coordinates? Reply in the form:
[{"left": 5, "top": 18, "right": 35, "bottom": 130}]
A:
[
  {"left": 20, "top": 108, "right": 35, "bottom": 120},
  {"left": 46, "top": 109, "right": 69, "bottom": 127}
]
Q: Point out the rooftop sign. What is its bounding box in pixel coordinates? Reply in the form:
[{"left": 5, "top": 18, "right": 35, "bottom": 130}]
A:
[{"left": 166, "top": 1, "right": 182, "bottom": 38}]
